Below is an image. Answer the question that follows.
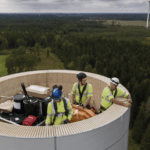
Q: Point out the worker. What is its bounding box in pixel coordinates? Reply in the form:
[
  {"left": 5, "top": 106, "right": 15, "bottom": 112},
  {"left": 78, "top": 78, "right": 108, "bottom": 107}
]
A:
[
  {"left": 45, "top": 86, "right": 73, "bottom": 126},
  {"left": 71, "top": 72, "right": 93, "bottom": 109},
  {"left": 100, "top": 77, "right": 132, "bottom": 113}
]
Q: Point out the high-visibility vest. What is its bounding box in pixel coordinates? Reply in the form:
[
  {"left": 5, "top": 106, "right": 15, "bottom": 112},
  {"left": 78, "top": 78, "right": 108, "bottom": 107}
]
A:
[
  {"left": 100, "top": 86, "right": 128, "bottom": 112},
  {"left": 45, "top": 98, "right": 73, "bottom": 126},
  {"left": 71, "top": 82, "right": 93, "bottom": 104}
]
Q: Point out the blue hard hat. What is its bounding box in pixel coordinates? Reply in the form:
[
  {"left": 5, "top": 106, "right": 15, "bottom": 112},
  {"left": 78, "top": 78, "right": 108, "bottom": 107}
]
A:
[{"left": 52, "top": 88, "right": 62, "bottom": 100}]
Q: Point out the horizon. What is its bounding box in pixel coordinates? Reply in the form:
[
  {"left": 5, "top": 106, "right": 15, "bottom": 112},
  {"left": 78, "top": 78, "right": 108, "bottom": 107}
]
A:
[{"left": 0, "top": 12, "right": 148, "bottom": 14}]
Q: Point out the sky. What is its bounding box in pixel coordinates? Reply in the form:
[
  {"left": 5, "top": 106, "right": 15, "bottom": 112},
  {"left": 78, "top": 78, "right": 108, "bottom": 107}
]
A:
[{"left": 0, "top": 0, "right": 149, "bottom": 13}]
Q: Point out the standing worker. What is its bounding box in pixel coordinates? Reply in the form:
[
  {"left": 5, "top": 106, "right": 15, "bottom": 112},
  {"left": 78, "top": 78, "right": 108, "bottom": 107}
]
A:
[
  {"left": 100, "top": 77, "right": 132, "bottom": 113},
  {"left": 45, "top": 86, "right": 73, "bottom": 126},
  {"left": 71, "top": 72, "right": 93, "bottom": 109}
]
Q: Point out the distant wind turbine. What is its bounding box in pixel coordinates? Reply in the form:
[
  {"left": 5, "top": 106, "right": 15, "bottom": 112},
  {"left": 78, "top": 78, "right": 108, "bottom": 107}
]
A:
[{"left": 146, "top": 0, "right": 150, "bottom": 28}]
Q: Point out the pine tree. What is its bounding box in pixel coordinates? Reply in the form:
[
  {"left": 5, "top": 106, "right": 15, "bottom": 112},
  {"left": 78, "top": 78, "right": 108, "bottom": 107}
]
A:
[
  {"left": 130, "top": 81, "right": 142, "bottom": 129},
  {"left": 132, "top": 102, "right": 147, "bottom": 143},
  {"left": 126, "top": 82, "right": 130, "bottom": 92},
  {"left": 145, "top": 97, "right": 150, "bottom": 123},
  {"left": 140, "top": 124, "right": 150, "bottom": 150}
]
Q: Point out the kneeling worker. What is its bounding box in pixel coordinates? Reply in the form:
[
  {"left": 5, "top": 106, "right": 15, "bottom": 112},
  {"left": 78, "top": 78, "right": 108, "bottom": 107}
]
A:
[
  {"left": 45, "top": 87, "right": 73, "bottom": 126},
  {"left": 100, "top": 77, "right": 132, "bottom": 113},
  {"left": 71, "top": 72, "right": 93, "bottom": 109}
]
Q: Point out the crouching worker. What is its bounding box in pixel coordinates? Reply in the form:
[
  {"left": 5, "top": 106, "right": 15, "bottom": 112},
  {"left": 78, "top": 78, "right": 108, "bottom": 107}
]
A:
[
  {"left": 100, "top": 77, "right": 132, "bottom": 113},
  {"left": 45, "top": 87, "right": 73, "bottom": 126},
  {"left": 71, "top": 72, "right": 93, "bottom": 110}
]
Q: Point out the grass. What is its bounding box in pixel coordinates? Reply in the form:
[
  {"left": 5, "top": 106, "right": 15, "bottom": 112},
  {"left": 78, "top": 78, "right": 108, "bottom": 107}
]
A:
[
  {"left": 34, "top": 49, "right": 64, "bottom": 70},
  {"left": 85, "top": 19, "right": 147, "bottom": 27},
  {"left": 0, "top": 48, "right": 64, "bottom": 77},
  {"left": 104, "top": 20, "right": 147, "bottom": 27},
  {"left": 0, "top": 55, "right": 8, "bottom": 77}
]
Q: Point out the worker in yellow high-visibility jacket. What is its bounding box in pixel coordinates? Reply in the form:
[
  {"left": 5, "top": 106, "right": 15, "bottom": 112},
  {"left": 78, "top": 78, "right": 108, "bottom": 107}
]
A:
[
  {"left": 71, "top": 72, "right": 93, "bottom": 109},
  {"left": 100, "top": 77, "right": 132, "bottom": 113},
  {"left": 45, "top": 87, "right": 73, "bottom": 126}
]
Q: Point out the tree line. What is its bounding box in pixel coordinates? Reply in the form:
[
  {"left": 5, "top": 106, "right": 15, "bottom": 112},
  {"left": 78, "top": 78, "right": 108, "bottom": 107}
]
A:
[{"left": 5, "top": 43, "right": 42, "bottom": 74}]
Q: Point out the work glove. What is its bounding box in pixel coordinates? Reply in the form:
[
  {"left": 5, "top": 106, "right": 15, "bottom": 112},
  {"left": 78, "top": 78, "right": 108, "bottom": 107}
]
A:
[{"left": 63, "top": 119, "right": 70, "bottom": 124}]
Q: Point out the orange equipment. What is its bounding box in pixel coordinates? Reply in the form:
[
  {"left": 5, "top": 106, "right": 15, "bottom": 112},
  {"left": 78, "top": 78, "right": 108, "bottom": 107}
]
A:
[{"left": 70, "top": 105, "right": 96, "bottom": 123}]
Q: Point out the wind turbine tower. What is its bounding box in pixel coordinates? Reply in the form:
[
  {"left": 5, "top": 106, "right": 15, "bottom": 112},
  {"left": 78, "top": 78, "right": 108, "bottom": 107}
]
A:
[{"left": 146, "top": 0, "right": 150, "bottom": 28}]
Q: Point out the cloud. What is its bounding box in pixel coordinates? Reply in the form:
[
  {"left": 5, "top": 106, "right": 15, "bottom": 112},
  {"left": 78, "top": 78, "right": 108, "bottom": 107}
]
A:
[
  {"left": 7, "top": 0, "right": 39, "bottom": 2},
  {"left": 100, "top": 0, "right": 119, "bottom": 1},
  {"left": 0, "top": 0, "right": 148, "bottom": 13},
  {"left": 113, "top": 1, "right": 146, "bottom": 8}
]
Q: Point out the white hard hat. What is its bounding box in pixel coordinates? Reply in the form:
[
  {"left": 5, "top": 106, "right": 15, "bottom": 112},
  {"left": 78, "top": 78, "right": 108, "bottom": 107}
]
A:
[{"left": 110, "top": 77, "right": 119, "bottom": 85}]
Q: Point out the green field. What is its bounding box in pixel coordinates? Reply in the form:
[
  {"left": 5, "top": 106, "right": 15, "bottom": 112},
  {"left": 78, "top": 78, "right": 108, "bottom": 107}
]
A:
[
  {"left": 0, "top": 49, "right": 64, "bottom": 77},
  {"left": 34, "top": 49, "right": 64, "bottom": 70},
  {"left": 0, "top": 55, "right": 8, "bottom": 77},
  {"left": 85, "top": 19, "right": 148, "bottom": 27},
  {"left": 104, "top": 20, "right": 147, "bottom": 27}
]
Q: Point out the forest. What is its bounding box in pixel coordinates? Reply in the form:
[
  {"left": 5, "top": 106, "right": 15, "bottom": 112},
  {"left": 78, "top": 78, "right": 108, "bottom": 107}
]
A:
[{"left": 0, "top": 13, "right": 150, "bottom": 149}]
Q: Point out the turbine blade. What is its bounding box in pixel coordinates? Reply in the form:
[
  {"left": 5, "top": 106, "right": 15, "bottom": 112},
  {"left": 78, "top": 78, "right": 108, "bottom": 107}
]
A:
[
  {"left": 147, "top": 2, "right": 150, "bottom": 28},
  {"left": 142, "top": 0, "right": 150, "bottom": 4}
]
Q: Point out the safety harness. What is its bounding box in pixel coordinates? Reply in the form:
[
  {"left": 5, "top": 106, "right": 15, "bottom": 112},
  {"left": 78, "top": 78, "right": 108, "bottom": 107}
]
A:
[
  {"left": 100, "top": 87, "right": 118, "bottom": 112},
  {"left": 78, "top": 83, "right": 87, "bottom": 104},
  {"left": 113, "top": 88, "right": 118, "bottom": 99},
  {"left": 74, "top": 82, "right": 88, "bottom": 105},
  {"left": 51, "top": 98, "right": 69, "bottom": 125}
]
